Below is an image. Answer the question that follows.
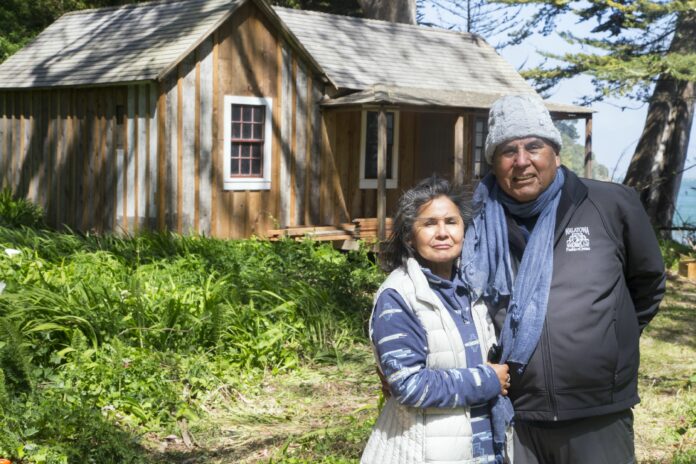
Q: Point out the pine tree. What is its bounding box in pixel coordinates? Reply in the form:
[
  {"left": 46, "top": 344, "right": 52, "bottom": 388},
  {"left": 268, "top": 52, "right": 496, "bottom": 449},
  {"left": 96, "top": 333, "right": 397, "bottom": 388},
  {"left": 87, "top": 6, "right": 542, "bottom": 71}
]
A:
[
  {"left": 417, "top": 0, "right": 523, "bottom": 37},
  {"left": 500, "top": 0, "right": 696, "bottom": 231}
]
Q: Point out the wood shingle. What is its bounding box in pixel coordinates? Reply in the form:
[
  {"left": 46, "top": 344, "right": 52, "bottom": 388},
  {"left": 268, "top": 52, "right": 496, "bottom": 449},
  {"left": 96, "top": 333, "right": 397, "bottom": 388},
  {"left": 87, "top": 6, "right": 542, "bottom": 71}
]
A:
[
  {"left": 0, "top": 0, "right": 238, "bottom": 88},
  {"left": 273, "top": 6, "right": 535, "bottom": 96}
]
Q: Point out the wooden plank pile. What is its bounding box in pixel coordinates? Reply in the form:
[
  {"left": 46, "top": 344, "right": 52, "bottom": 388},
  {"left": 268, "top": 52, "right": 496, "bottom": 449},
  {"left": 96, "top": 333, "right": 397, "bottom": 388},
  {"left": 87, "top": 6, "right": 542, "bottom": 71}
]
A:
[
  {"left": 266, "top": 217, "right": 393, "bottom": 242},
  {"left": 352, "top": 217, "right": 393, "bottom": 240},
  {"left": 266, "top": 224, "right": 356, "bottom": 241}
]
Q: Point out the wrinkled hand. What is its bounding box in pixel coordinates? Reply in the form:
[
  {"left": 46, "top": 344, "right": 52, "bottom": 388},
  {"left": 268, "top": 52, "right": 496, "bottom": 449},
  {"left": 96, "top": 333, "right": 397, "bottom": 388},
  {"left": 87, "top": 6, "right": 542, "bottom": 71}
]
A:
[
  {"left": 377, "top": 367, "right": 391, "bottom": 397},
  {"left": 488, "top": 363, "right": 510, "bottom": 396}
]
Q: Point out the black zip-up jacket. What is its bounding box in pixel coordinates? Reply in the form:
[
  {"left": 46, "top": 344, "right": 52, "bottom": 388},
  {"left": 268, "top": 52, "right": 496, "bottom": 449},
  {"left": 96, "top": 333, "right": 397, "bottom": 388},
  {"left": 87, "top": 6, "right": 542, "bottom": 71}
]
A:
[{"left": 492, "top": 167, "right": 666, "bottom": 422}]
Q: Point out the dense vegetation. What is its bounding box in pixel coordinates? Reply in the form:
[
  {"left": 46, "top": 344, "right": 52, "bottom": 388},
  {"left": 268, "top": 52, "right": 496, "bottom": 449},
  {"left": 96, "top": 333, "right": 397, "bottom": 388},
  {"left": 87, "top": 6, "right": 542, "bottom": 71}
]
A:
[{"left": 0, "top": 194, "right": 382, "bottom": 463}]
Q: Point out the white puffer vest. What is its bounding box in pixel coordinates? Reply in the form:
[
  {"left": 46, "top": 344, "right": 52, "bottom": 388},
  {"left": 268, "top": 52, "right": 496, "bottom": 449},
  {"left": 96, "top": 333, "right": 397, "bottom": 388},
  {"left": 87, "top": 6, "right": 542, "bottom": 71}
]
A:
[{"left": 361, "top": 258, "right": 513, "bottom": 464}]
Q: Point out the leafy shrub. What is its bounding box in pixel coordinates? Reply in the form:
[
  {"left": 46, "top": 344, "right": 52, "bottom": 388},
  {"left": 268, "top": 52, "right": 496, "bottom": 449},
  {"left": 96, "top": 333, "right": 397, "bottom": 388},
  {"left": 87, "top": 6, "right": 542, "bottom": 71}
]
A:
[
  {"left": 0, "top": 390, "right": 149, "bottom": 464},
  {"left": 0, "top": 188, "right": 45, "bottom": 228},
  {"left": 0, "top": 228, "right": 384, "bottom": 462}
]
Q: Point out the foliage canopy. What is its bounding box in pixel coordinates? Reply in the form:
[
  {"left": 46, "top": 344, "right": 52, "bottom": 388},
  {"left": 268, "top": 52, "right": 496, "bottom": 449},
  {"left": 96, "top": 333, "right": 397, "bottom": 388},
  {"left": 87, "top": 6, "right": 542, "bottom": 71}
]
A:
[{"left": 499, "top": 0, "right": 696, "bottom": 103}]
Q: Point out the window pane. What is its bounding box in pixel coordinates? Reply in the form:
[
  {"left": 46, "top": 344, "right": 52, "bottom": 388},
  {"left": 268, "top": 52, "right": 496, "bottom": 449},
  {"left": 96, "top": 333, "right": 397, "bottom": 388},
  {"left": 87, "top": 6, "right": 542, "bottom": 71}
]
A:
[
  {"left": 367, "top": 112, "right": 378, "bottom": 135},
  {"left": 471, "top": 116, "right": 490, "bottom": 178},
  {"left": 242, "top": 123, "right": 252, "bottom": 139},
  {"left": 241, "top": 159, "right": 250, "bottom": 174},
  {"left": 232, "top": 105, "right": 242, "bottom": 121},
  {"left": 364, "top": 111, "right": 396, "bottom": 180},
  {"left": 365, "top": 141, "right": 377, "bottom": 179},
  {"left": 231, "top": 157, "right": 240, "bottom": 175},
  {"left": 242, "top": 106, "right": 253, "bottom": 122},
  {"left": 251, "top": 144, "right": 262, "bottom": 159},
  {"left": 231, "top": 142, "right": 240, "bottom": 158},
  {"left": 253, "top": 107, "right": 265, "bottom": 123},
  {"left": 232, "top": 122, "right": 241, "bottom": 139},
  {"left": 253, "top": 124, "right": 263, "bottom": 140},
  {"left": 251, "top": 158, "right": 261, "bottom": 175}
]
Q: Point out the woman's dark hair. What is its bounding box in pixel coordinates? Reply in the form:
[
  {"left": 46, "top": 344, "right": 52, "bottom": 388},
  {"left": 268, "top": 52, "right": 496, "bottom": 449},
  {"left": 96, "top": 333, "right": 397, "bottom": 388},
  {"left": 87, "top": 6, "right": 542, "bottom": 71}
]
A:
[{"left": 380, "top": 175, "right": 472, "bottom": 272}]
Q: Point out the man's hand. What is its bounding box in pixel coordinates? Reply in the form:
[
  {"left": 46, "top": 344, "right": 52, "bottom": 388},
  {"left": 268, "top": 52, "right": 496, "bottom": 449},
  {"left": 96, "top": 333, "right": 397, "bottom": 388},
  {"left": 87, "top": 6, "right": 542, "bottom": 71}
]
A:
[{"left": 488, "top": 363, "right": 510, "bottom": 396}]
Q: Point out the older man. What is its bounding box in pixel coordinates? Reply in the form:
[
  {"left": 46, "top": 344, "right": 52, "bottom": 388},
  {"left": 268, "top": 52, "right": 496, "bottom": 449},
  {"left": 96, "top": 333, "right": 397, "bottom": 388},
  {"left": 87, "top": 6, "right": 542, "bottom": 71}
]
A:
[{"left": 460, "top": 94, "right": 666, "bottom": 463}]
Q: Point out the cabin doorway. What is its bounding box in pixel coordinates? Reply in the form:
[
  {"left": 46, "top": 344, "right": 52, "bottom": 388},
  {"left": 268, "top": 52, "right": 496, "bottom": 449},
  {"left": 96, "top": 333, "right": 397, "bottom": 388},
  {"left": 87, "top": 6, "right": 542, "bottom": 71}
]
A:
[{"left": 415, "top": 112, "right": 457, "bottom": 183}]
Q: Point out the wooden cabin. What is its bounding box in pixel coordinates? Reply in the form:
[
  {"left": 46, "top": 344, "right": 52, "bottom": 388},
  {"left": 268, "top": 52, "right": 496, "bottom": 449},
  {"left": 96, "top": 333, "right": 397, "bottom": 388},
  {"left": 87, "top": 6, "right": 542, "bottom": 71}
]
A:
[{"left": 0, "top": 0, "right": 592, "bottom": 241}]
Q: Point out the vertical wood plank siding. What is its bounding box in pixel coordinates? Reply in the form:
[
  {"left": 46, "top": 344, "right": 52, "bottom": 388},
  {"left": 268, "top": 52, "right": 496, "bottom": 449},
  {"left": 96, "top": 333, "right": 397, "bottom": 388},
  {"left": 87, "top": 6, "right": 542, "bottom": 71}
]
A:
[
  {"left": 126, "top": 85, "right": 136, "bottom": 229},
  {"left": 309, "top": 79, "right": 322, "bottom": 225},
  {"left": 198, "top": 39, "right": 213, "bottom": 237},
  {"left": 104, "top": 89, "right": 115, "bottom": 231},
  {"left": 164, "top": 73, "right": 178, "bottom": 230},
  {"left": 328, "top": 110, "right": 470, "bottom": 221},
  {"left": 148, "top": 83, "right": 158, "bottom": 228},
  {"left": 279, "top": 44, "right": 292, "bottom": 229},
  {"left": 137, "top": 84, "right": 148, "bottom": 230},
  {"left": 181, "top": 53, "right": 197, "bottom": 234},
  {"left": 0, "top": 3, "right": 336, "bottom": 238},
  {"left": 293, "top": 62, "right": 308, "bottom": 226}
]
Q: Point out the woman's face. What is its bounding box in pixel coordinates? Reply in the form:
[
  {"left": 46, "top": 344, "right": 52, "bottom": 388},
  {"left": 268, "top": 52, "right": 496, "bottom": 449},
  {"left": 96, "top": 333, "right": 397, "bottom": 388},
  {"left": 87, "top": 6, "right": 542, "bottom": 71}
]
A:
[{"left": 409, "top": 196, "right": 465, "bottom": 278}]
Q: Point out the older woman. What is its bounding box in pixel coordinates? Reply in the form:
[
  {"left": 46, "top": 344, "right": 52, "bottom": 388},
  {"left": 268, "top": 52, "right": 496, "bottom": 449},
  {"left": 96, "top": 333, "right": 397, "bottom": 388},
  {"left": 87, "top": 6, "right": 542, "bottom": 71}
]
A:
[{"left": 361, "top": 176, "right": 512, "bottom": 464}]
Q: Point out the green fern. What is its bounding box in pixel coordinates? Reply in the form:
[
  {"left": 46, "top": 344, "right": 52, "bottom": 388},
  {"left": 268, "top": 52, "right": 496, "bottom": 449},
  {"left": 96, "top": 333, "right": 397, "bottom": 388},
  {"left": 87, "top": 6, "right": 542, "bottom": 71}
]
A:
[
  {"left": 0, "top": 188, "right": 45, "bottom": 229},
  {"left": 0, "top": 317, "right": 33, "bottom": 394}
]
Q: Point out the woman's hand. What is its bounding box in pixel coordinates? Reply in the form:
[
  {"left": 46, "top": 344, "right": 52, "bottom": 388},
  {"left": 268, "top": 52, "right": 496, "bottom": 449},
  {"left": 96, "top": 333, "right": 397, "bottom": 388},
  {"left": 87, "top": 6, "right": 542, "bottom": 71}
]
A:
[{"left": 488, "top": 363, "right": 510, "bottom": 396}]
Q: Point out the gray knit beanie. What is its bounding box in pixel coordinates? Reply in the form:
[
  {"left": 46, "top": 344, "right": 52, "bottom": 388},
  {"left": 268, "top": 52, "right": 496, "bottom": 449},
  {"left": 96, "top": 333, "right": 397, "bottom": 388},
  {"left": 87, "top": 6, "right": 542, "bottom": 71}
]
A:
[{"left": 484, "top": 94, "right": 562, "bottom": 164}]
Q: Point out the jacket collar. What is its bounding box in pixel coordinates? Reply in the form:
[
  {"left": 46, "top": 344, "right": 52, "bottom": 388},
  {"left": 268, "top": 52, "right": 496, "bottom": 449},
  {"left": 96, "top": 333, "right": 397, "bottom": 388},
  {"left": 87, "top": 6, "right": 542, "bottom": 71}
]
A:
[{"left": 405, "top": 258, "right": 445, "bottom": 309}]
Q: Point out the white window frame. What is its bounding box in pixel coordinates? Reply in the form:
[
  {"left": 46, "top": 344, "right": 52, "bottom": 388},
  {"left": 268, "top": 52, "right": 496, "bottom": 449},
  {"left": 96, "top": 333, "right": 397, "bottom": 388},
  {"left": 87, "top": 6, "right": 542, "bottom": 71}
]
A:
[
  {"left": 359, "top": 109, "right": 400, "bottom": 189},
  {"left": 472, "top": 115, "right": 490, "bottom": 180},
  {"left": 223, "top": 95, "right": 273, "bottom": 191}
]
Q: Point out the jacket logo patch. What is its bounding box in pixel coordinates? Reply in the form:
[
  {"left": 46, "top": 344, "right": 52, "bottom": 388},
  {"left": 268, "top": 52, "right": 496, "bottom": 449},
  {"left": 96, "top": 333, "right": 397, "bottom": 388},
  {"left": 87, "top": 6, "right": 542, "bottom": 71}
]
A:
[{"left": 565, "top": 227, "right": 590, "bottom": 252}]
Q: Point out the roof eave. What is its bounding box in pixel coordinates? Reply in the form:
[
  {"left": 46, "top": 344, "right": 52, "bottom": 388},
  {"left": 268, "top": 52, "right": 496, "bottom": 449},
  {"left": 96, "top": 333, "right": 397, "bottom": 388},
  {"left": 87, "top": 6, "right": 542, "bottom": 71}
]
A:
[{"left": 320, "top": 85, "right": 594, "bottom": 117}]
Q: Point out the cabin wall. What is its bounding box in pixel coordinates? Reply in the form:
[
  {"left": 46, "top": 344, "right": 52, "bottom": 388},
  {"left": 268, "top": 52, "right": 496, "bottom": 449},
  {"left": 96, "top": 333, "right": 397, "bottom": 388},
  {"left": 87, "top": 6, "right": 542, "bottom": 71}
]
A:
[
  {"left": 0, "top": 0, "right": 326, "bottom": 238},
  {"left": 0, "top": 86, "right": 160, "bottom": 233},
  {"left": 209, "top": 1, "right": 325, "bottom": 238},
  {"left": 0, "top": 85, "right": 164, "bottom": 233}
]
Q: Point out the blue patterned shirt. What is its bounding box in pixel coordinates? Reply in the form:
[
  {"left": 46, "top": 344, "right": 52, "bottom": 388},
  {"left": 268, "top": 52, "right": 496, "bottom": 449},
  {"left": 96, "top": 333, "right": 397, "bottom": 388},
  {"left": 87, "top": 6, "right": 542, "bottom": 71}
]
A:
[{"left": 371, "top": 267, "right": 499, "bottom": 462}]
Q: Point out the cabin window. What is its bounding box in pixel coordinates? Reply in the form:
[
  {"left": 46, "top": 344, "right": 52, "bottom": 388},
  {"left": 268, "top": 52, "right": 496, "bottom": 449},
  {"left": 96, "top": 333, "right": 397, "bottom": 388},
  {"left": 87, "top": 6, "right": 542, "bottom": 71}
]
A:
[
  {"left": 223, "top": 95, "right": 273, "bottom": 190},
  {"left": 472, "top": 116, "right": 490, "bottom": 179},
  {"left": 359, "top": 110, "right": 399, "bottom": 189}
]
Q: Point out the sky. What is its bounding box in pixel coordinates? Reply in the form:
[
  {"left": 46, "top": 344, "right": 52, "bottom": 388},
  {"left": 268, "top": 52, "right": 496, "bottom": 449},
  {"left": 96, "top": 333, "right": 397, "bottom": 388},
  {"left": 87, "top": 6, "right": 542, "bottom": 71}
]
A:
[{"left": 421, "top": 3, "right": 696, "bottom": 181}]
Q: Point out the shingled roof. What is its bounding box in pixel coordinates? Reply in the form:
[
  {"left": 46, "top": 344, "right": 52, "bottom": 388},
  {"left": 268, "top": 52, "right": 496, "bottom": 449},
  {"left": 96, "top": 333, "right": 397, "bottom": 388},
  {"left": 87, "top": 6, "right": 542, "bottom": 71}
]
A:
[
  {"left": 0, "top": 0, "right": 239, "bottom": 88},
  {"left": 0, "top": 0, "right": 592, "bottom": 115},
  {"left": 273, "top": 6, "right": 535, "bottom": 96}
]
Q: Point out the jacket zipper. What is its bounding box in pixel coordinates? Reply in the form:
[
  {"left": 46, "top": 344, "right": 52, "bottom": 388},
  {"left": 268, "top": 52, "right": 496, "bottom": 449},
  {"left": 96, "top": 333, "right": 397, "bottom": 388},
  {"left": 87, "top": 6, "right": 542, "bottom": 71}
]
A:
[{"left": 541, "top": 322, "right": 559, "bottom": 420}]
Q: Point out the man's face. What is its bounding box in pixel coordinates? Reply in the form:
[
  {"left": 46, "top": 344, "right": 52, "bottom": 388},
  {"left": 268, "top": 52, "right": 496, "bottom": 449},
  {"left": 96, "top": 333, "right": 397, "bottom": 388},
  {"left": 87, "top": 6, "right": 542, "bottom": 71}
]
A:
[{"left": 492, "top": 137, "right": 560, "bottom": 203}]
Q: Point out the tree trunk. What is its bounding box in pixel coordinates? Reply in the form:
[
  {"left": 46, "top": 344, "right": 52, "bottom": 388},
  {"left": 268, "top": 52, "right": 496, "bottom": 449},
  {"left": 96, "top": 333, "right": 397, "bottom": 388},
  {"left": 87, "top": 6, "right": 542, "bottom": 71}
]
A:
[
  {"left": 623, "top": 10, "right": 696, "bottom": 235},
  {"left": 357, "top": 0, "right": 416, "bottom": 24}
]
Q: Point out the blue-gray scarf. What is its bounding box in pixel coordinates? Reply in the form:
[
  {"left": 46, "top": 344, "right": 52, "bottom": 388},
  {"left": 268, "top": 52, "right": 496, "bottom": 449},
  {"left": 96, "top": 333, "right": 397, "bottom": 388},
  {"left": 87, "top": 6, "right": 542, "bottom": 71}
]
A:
[{"left": 461, "top": 168, "right": 565, "bottom": 462}]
